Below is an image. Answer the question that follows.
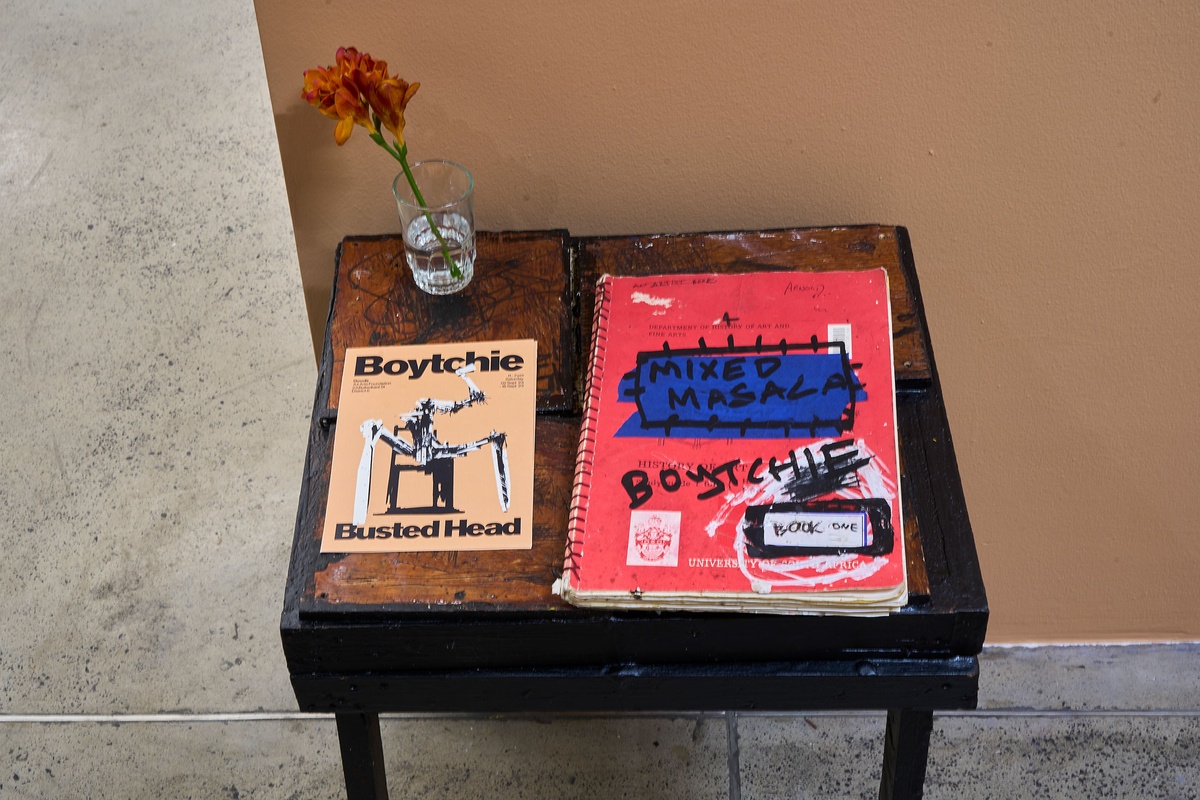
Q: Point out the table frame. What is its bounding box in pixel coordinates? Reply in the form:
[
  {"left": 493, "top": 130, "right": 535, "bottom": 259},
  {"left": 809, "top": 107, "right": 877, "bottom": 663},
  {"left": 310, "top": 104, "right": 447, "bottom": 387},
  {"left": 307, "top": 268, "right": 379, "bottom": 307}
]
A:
[{"left": 282, "top": 226, "right": 988, "bottom": 800}]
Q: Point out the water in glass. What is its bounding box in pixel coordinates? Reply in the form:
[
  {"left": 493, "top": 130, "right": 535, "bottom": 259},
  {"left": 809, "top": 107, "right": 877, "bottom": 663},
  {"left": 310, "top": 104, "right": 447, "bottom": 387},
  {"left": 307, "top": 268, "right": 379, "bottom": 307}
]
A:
[{"left": 404, "top": 212, "right": 476, "bottom": 294}]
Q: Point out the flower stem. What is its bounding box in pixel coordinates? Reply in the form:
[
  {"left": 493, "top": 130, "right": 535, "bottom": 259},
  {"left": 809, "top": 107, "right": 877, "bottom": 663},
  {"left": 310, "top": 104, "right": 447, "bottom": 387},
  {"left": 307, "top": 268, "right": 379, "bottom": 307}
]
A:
[{"left": 381, "top": 139, "right": 462, "bottom": 279}]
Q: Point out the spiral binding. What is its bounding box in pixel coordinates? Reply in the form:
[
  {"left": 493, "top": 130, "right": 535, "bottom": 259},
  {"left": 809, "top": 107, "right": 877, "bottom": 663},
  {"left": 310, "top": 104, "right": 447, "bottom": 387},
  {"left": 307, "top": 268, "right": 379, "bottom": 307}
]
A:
[{"left": 561, "top": 275, "right": 613, "bottom": 593}]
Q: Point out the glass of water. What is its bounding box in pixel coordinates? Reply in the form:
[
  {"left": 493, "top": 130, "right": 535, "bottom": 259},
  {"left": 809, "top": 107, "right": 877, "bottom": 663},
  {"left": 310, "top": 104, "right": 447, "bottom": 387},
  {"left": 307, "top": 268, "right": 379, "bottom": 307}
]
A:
[{"left": 392, "top": 160, "right": 476, "bottom": 294}]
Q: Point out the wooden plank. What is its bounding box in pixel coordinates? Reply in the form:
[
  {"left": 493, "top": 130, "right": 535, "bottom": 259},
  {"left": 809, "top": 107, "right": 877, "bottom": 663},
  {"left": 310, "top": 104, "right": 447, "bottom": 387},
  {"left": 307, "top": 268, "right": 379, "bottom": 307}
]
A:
[
  {"left": 899, "top": 442, "right": 931, "bottom": 600},
  {"left": 283, "top": 607, "right": 973, "bottom": 672},
  {"left": 291, "top": 657, "right": 979, "bottom": 714},
  {"left": 575, "top": 226, "right": 931, "bottom": 401},
  {"left": 904, "top": 386, "right": 989, "bottom": 614},
  {"left": 327, "top": 231, "right": 574, "bottom": 412}
]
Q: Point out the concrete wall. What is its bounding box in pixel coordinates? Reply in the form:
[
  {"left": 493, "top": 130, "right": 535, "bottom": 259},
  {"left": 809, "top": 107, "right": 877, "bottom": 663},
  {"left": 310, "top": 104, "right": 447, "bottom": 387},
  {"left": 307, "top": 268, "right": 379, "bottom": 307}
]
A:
[{"left": 254, "top": 0, "right": 1200, "bottom": 642}]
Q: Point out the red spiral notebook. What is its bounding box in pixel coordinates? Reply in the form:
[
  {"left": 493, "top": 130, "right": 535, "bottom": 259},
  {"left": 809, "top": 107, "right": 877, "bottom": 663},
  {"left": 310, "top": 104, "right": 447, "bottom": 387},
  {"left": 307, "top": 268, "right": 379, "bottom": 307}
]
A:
[{"left": 555, "top": 270, "right": 906, "bottom": 615}]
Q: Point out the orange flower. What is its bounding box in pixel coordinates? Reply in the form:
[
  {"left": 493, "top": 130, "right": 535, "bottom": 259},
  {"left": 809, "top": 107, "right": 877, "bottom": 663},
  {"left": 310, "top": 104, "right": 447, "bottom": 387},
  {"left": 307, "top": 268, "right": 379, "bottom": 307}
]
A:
[
  {"left": 334, "top": 46, "right": 371, "bottom": 78},
  {"left": 332, "top": 86, "right": 376, "bottom": 144},
  {"left": 369, "top": 78, "right": 419, "bottom": 144},
  {"left": 302, "top": 47, "right": 418, "bottom": 146},
  {"left": 301, "top": 65, "right": 340, "bottom": 120},
  {"left": 302, "top": 47, "right": 461, "bottom": 278},
  {"left": 337, "top": 47, "right": 383, "bottom": 94}
]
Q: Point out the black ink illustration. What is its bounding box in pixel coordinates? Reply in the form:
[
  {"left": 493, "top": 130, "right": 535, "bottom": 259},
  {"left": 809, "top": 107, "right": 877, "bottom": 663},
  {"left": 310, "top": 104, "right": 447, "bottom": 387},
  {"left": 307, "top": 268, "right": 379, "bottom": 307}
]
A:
[
  {"left": 619, "top": 440, "right": 870, "bottom": 510},
  {"left": 352, "top": 365, "right": 510, "bottom": 523}
]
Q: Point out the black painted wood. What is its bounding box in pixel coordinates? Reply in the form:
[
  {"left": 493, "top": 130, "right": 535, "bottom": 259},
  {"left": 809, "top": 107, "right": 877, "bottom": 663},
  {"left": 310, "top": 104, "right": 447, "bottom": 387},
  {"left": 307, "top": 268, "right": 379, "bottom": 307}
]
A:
[
  {"left": 281, "top": 227, "right": 989, "bottom": 800},
  {"left": 282, "top": 603, "right": 965, "bottom": 675},
  {"left": 293, "top": 657, "right": 977, "bottom": 715},
  {"left": 880, "top": 708, "right": 935, "bottom": 800},
  {"left": 335, "top": 713, "right": 389, "bottom": 800}
]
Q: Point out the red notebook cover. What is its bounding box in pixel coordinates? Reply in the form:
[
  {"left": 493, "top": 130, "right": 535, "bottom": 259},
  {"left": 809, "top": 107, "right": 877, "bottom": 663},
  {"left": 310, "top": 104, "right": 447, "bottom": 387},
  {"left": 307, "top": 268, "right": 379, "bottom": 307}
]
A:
[{"left": 558, "top": 270, "right": 905, "bottom": 613}]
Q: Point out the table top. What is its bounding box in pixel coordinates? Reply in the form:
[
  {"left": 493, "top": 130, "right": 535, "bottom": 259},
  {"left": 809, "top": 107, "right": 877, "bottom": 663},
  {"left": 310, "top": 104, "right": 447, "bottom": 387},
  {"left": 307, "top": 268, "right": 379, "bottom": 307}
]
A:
[{"left": 281, "top": 226, "right": 988, "bottom": 676}]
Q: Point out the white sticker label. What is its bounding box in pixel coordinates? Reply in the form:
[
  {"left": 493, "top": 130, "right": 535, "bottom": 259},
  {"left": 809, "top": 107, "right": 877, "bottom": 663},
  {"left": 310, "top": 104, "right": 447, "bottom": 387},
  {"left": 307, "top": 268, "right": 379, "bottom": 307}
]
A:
[
  {"left": 827, "top": 323, "right": 852, "bottom": 359},
  {"left": 627, "top": 510, "right": 682, "bottom": 566},
  {"left": 762, "top": 510, "right": 867, "bottom": 549}
]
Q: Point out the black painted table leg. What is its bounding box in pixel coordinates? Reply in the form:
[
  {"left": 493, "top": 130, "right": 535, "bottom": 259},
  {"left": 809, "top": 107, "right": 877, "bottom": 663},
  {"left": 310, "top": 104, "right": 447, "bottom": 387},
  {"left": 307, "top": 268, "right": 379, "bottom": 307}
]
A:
[
  {"left": 335, "top": 712, "right": 389, "bottom": 800},
  {"left": 878, "top": 708, "right": 933, "bottom": 800}
]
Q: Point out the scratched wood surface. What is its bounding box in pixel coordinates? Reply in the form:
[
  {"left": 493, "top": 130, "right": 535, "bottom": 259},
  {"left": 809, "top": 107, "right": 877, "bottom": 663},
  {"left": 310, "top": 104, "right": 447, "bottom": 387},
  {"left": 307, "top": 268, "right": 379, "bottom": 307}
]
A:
[
  {"left": 327, "top": 231, "right": 574, "bottom": 412},
  {"left": 294, "top": 228, "right": 934, "bottom": 612},
  {"left": 576, "top": 226, "right": 931, "bottom": 397},
  {"left": 900, "top": 447, "right": 930, "bottom": 600}
]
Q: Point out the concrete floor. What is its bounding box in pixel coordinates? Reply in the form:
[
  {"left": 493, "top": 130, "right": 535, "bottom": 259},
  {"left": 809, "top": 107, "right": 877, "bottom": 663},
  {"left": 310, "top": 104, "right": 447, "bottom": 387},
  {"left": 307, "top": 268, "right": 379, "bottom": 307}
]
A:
[{"left": 1, "top": 0, "right": 1197, "bottom": 797}]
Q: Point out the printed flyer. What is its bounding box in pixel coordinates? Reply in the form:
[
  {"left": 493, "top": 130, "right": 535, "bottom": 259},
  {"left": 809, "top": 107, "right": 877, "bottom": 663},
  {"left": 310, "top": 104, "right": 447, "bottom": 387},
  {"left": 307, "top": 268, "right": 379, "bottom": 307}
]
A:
[{"left": 321, "top": 339, "right": 537, "bottom": 553}]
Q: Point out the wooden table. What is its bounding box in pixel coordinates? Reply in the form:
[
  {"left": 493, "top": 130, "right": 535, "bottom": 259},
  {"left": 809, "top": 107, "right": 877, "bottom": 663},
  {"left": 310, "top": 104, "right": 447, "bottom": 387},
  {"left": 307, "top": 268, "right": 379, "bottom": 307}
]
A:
[{"left": 281, "top": 226, "right": 988, "bottom": 800}]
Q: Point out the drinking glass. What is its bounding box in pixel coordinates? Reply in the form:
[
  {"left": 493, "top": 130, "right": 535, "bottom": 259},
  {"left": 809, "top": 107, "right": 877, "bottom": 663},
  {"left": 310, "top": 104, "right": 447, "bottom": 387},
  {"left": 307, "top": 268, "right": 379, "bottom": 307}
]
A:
[{"left": 392, "top": 160, "right": 476, "bottom": 294}]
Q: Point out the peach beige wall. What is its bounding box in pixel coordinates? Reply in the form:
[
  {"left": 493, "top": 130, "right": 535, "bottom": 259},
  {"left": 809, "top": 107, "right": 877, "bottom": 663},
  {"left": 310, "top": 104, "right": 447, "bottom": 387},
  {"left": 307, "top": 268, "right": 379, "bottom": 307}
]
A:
[{"left": 254, "top": 0, "right": 1200, "bottom": 643}]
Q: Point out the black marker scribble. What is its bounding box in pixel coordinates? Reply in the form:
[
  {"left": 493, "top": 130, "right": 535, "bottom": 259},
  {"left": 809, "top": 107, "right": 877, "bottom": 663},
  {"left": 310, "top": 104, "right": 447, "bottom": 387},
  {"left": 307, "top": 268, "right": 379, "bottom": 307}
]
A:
[
  {"left": 618, "top": 440, "right": 871, "bottom": 510},
  {"left": 616, "top": 337, "right": 865, "bottom": 439}
]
